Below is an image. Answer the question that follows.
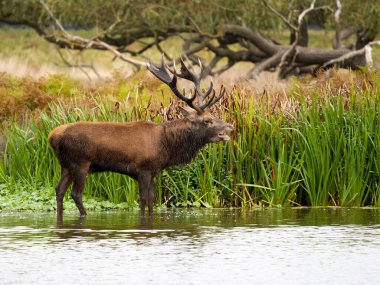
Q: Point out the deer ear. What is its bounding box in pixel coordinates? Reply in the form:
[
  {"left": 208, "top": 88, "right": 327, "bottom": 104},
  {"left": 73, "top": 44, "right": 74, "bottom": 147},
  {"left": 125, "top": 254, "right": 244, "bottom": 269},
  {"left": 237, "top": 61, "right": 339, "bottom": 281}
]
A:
[{"left": 178, "top": 106, "right": 199, "bottom": 121}]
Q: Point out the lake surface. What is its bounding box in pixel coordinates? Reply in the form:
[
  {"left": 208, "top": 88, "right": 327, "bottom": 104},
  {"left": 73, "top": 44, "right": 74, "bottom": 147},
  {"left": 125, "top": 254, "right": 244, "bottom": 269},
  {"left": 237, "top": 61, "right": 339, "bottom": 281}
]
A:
[{"left": 1, "top": 208, "right": 380, "bottom": 284}]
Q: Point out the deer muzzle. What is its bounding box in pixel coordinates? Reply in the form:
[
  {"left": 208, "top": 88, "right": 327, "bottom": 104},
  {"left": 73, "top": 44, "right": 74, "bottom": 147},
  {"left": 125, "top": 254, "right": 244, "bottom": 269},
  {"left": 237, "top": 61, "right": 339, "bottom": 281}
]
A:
[{"left": 218, "top": 123, "right": 234, "bottom": 141}]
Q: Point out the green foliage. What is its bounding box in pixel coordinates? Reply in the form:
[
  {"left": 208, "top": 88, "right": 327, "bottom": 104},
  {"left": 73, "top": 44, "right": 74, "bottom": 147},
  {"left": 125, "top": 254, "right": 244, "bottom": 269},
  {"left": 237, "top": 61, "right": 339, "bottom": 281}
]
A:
[
  {"left": 2, "top": 0, "right": 379, "bottom": 37},
  {"left": 1, "top": 70, "right": 380, "bottom": 211}
]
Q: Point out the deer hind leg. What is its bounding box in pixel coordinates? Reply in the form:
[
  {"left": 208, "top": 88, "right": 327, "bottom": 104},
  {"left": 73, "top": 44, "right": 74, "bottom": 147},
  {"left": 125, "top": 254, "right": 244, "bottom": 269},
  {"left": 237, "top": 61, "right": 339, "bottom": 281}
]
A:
[
  {"left": 56, "top": 167, "right": 73, "bottom": 219},
  {"left": 70, "top": 162, "right": 90, "bottom": 217}
]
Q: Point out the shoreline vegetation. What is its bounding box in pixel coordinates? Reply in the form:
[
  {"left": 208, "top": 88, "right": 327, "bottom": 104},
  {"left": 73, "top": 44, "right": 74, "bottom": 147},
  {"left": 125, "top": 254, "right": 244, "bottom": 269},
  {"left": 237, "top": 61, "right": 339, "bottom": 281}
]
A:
[{"left": 1, "top": 68, "right": 380, "bottom": 211}]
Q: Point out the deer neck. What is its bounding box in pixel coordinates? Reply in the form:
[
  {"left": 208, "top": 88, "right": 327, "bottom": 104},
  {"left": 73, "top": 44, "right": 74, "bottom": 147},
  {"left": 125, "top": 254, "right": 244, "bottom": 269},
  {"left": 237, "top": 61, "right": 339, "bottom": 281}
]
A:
[{"left": 162, "top": 119, "right": 207, "bottom": 167}]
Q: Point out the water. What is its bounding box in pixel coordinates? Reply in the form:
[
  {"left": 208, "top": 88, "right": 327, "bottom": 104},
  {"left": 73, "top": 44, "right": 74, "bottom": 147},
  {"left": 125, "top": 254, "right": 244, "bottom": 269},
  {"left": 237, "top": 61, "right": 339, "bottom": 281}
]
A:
[{"left": 1, "top": 208, "right": 380, "bottom": 285}]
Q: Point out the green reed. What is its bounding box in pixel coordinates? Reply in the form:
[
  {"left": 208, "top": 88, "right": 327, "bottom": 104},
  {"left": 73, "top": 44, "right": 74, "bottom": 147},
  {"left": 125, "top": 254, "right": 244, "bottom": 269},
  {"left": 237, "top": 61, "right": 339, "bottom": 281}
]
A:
[{"left": 1, "top": 71, "right": 380, "bottom": 210}]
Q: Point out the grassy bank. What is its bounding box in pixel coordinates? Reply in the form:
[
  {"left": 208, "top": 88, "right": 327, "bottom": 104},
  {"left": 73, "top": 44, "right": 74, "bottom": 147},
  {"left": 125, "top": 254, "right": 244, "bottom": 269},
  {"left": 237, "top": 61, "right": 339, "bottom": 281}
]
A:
[{"left": 1, "top": 69, "right": 380, "bottom": 211}]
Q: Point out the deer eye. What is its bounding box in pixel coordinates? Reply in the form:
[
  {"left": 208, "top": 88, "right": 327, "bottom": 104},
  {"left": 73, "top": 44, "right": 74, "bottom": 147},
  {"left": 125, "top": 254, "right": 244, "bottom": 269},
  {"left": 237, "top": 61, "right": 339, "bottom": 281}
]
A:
[{"left": 204, "top": 119, "right": 213, "bottom": 125}]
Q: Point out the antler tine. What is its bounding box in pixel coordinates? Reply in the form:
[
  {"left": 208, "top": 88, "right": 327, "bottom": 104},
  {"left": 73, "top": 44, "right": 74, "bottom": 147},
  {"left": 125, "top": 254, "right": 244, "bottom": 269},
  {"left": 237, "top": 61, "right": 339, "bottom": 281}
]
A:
[
  {"left": 177, "top": 57, "right": 217, "bottom": 107},
  {"left": 148, "top": 58, "right": 172, "bottom": 84},
  {"left": 179, "top": 57, "right": 200, "bottom": 85},
  {"left": 198, "top": 81, "right": 214, "bottom": 107},
  {"left": 148, "top": 58, "right": 202, "bottom": 113},
  {"left": 200, "top": 85, "right": 226, "bottom": 110}
]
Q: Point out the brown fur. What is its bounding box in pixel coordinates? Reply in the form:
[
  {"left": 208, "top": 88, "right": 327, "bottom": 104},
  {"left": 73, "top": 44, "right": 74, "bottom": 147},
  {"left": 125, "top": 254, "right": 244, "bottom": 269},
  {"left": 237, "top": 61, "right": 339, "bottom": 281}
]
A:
[{"left": 49, "top": 108, "right": 233, "bottom": 219}]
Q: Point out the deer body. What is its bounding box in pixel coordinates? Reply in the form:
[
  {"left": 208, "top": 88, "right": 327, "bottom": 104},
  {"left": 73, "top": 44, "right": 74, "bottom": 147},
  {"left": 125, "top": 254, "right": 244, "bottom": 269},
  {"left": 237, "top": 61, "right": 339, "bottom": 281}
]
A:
[
  {"left": 49, "top": 59, "right": 233, "bottom": 219},
  {"left": 50, "top": 121, "right": 165, "bottom": 176}
]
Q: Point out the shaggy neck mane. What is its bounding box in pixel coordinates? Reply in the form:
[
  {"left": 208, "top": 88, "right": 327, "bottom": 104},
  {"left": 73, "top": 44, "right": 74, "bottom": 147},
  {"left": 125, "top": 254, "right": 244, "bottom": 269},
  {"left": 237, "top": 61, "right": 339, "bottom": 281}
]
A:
[{"left": 162, "top": 119, "right": 207, "bottom": 167}]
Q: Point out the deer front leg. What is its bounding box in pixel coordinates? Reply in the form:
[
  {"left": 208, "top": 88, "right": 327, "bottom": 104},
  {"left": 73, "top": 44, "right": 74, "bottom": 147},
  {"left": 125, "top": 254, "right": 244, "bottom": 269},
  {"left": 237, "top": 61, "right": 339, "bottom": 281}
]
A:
[
  {"left": 147, "top": 176, "right": 155, "bottom": 216},
  {"left": 138, "top": 172, "right": 153, "bottom": 216}
]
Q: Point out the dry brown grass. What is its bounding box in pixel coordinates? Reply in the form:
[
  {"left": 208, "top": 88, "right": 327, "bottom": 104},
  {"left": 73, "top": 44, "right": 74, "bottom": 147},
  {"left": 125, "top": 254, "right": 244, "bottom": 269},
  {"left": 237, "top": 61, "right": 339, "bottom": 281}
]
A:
[{"left": 0, "top": 63, "right": 377, "bottom": 127}]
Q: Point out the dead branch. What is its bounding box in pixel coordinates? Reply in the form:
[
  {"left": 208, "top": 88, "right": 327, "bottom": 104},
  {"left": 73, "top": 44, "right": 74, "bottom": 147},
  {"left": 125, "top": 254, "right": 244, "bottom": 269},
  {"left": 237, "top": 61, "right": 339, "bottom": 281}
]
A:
[
  {"left": 333, "top": 0, "right": 343, "bottom": 49},
  {"left": 321, "top": 41, "right": 380, "bottom": 69},
  {"left": 250, "top": 51, "right": 284, "bottom": 79},
  {"left": 55, "top": 48, "right": 103, "bottom": 80},
  {"left": 275, "top": 0, "right": 332, "bottom": 78},
  {"left": 262, "top": 1, "right": 297, "bottom": 32},
  {"left": 39, "top": 0, "right": 148, "bottom": 67}
]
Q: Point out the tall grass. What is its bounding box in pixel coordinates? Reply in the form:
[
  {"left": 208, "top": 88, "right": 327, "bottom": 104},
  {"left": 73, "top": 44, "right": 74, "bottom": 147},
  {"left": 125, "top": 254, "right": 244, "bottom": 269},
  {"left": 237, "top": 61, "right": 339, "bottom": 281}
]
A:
[{"left": 1, "top": 70, "right": 380, "bottom": 209}]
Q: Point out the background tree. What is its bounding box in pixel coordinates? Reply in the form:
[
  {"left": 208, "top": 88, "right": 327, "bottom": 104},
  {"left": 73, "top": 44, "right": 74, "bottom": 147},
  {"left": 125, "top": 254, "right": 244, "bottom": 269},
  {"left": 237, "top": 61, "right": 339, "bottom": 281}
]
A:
[{"left": 0, "top": 0, "right": 379, "bottom": 78}]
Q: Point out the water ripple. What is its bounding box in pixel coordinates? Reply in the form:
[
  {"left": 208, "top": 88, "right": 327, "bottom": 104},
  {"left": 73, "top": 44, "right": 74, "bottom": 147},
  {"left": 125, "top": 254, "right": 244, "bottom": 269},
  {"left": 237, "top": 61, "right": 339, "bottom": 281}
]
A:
[{"left": 1, "top": 209, "right": 380, "bottom": 284}]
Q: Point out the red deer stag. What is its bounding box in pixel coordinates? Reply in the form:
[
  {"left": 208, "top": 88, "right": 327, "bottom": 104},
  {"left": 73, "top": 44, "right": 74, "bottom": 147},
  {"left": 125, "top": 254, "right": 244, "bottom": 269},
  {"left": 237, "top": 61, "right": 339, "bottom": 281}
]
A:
[{"left": 48, "top": 58, "right": 233, "bottom": 218}]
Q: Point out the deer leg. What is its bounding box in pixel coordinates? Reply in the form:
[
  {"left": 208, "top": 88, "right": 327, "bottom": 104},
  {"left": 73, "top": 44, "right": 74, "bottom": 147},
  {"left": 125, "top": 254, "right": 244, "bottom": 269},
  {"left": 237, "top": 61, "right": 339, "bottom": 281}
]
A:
[
  {"left": 71, "top": 173, "right": 87, "bottom": 217},
  {"left": 55, "top": 167, "right": 72, "bottom": 219},
  {"left": 147, "top": 176, "right": 155, "bottom": 216},
  {"left": 138, "top": 172, "right": 152, "bottom": 216},
  {"left": 71, "top": 163, "right": 89, "bottom": 217}
]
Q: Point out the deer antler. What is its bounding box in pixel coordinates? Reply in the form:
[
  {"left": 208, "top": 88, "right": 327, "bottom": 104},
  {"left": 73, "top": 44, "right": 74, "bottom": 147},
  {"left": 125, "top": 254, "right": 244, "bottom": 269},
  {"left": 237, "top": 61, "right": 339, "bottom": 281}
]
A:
[
  {"left": 148, "top": 57, "right": 225, "bottom": 113},
  {"left": 148, "top": 58, "right": 201, "bottom": 113},
  {"left": 175, "top": 58, "right": 215, "bottom": 109}
]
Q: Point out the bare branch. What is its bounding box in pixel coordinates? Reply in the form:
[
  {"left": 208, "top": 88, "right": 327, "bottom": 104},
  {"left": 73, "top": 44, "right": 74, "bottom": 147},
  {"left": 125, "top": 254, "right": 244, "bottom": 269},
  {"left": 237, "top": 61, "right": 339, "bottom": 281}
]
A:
[
  {"left": 202, "top": 56, "right": 222, "bottom": 78},
  {"left": 322, "top": 40, "right": 380, "bottom": 69},
  {"left": 334, "top": 0, "right": 342, "bottom": 23},
  {"left": 38, "top": 0, "right": 68, "bottom": 36},
  {"left": 262, "top": 0, "right": 297, "bottom": 32},
  {"left": 183, "top": 11, "right": 219, "bottom": 39},
  {"left": 250, "top": 51, "right": 284, "bottom": 79},
  {"left": 93, "top": 40, "right": 148, "bottom": 67},
  {"left": 212, "top": 60, "right": 235, "bottom": 76},
  {"left": 297, "top": 0, "right": 316, "bottom": 26},
  {"left": 155, "top": 41, "right": 172, "bottom": 61},
  {"left": 55, "top": 48, "right": 103, "bottom": 80},
  {"left": 277, "top": 0, "right": 331, "bottom": 78},
  {"left": 39, "top": 0, "right": 148, "bottom": 67},
  {"left": 333, "top": 0, "right": 343, "bottom": 49}
]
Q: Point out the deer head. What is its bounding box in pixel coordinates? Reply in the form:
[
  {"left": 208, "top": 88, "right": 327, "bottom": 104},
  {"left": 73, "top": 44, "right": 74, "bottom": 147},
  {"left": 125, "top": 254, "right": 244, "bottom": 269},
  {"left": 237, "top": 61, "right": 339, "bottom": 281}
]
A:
[{"left": 148, "top": 58, "right": 233, "bottom": 142}]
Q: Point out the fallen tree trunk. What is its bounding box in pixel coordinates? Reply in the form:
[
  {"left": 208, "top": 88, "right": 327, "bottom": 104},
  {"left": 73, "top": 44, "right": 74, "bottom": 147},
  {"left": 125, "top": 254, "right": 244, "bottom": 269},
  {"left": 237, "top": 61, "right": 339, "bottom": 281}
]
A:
[{"left": 218, "top": 24, "right": 369, "bottom": 79}]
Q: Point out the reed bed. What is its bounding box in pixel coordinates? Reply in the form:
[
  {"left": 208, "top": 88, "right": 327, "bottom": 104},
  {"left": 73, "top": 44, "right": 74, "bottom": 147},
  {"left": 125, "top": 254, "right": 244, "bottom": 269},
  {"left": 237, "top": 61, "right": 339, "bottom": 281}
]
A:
[{"left": 1, "top": 70, "right": 380, "bottom": 210}]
